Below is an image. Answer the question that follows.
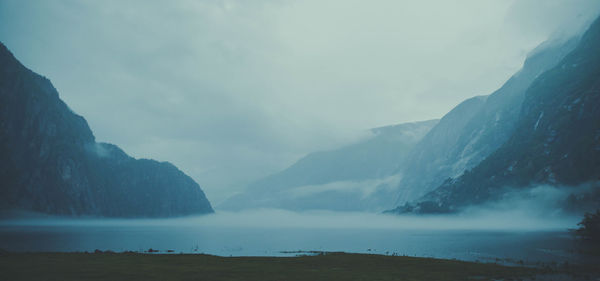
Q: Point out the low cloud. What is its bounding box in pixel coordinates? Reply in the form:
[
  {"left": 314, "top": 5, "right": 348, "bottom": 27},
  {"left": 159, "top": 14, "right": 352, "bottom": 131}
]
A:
[
  {"left": 288, "top": 175, "right": 401, "bottom": 199},
  {"left": 2, "top": 207, "right": 579, "bottom": 231},
  {"left": 1, "top": 0, "right": 599, "bottom": 202},
  {"left": 462, "top": 183, "right": 600, "bottom": 218}
]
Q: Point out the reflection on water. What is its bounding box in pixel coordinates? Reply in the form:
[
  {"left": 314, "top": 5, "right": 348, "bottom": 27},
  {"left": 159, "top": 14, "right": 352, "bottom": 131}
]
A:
[{"left": 0, "top": 210, "right": 586, "bottom": 265}]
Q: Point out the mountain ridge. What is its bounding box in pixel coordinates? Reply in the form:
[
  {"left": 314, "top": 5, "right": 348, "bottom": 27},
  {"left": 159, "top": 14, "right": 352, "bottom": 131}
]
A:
[
  {"left": 219, "top": 119, "right": 439, "bottom": 211},
  {"left": 392, "top": 34, "right": 581, "bottom": 205},
  {"left": 0, "top": 42, "right": 214, "bottom": 217},
  {"left": 389, "top": 16, "right": 600, "bottom": 214}
]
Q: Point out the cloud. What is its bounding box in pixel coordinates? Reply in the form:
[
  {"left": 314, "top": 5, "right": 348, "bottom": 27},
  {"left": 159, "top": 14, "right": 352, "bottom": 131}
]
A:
[
  {"left": 1, "top": 0, "right": 599, "bottom": 202},
  {"left": 462, "top": 183, "right": 600, "bottom": 217},
  {"left": 505, "top": 0, "right": 600, "bottom": 41},
  {"left": 288, "top": 175, "right": 401, "bottom": 199}
]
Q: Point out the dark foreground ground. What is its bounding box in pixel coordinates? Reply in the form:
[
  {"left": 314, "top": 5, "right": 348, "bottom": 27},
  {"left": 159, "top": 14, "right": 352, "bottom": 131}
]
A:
[{"left": 0, "top": 252, "right": 597, "bottom": 281}]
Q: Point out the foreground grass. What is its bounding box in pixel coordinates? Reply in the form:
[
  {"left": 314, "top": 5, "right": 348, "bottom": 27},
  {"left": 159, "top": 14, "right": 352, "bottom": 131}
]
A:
[{"left": 0, "top": 252, "right": 546, "bottom": 281}]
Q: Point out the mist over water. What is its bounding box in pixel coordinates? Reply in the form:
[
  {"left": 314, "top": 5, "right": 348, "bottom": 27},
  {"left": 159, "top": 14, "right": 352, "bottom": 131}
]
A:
[
  {"left": 1, "top": 192, "right": 581, "bottom": 230},
  {"left": 0, "top": 180, "right": 588, "bottom": 265},
  {"left": 0, "top": 211, "right": 579, "bottom": 230},
  {"left": 0, "top": 207, "right": 583, "bottom": 265}
]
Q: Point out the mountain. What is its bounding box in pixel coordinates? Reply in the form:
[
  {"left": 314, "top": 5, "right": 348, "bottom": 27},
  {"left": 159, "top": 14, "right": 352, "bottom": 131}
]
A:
[
  {"left": 389, "top": 16, "right": 600, "bottom": 214},
  {"left": 219, "top": 120, "right": 438, "bottom": 211},
  {"left": 392, "top": 33, "right": 580, "bottom": 205},
  {"left": 0, "top": 42, "right": 213, "bottom": 217}
]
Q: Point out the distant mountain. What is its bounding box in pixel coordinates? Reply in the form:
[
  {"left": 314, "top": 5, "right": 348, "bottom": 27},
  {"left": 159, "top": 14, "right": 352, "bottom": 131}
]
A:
[
  {"left": 0, "top": 42, "right": 213, "bottom": 217},
  {"left": 389, "top": 16, "right": 600, "bottom": 214},
  {"left": 392, "top": 32, "right": 580, "bottom": 205},
  {"left": 219, "top": 120, "right": 438, "bottom": 211}
]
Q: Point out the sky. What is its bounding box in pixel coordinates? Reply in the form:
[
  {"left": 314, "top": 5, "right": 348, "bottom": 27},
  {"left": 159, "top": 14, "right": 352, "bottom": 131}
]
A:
[{"left": 1, "top": 0, "right": 599, "bottom": 203}]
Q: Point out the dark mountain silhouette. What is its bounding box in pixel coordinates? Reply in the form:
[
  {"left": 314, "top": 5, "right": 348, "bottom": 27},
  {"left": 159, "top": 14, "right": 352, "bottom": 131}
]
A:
[
  {"left": 390, "top": 16, "right": 600, "bottom": 214},
  {"left": 0, "top": 42, "right": 213, "bottom": 217},
  {"left": 392, "top": 35, "right": 580, "bottom": 204}
]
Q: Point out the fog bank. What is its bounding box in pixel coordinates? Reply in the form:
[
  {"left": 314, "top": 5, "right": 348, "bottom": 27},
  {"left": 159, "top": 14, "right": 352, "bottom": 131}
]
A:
[
  {"left": 2, "top": 1, "right": 599, "bottom": 202},
  {"left": 1, "top": 208, "right": 579, "bottom": 231}
]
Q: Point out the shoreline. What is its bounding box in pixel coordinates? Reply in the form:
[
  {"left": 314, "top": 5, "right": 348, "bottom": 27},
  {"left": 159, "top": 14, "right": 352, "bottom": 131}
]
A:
[{"left": 1, "top": 251, "right": 598, "bottom": 281}]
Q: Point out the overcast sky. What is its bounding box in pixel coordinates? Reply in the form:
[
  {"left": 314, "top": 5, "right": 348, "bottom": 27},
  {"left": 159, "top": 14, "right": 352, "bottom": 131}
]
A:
[{"left": 1, "top": 0, "right": 599, "bottom": 203}]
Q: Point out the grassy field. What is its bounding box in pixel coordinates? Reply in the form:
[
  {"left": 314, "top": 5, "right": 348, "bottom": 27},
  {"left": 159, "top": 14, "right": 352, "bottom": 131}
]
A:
[{"left": 0, "top": 251, "right": 552, "bottom": 281}]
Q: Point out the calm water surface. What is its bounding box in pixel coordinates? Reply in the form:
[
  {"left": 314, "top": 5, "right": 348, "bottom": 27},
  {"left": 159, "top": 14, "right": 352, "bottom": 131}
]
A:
[{"left": 0, "top": 210, "right": 585, "bottom": 265}]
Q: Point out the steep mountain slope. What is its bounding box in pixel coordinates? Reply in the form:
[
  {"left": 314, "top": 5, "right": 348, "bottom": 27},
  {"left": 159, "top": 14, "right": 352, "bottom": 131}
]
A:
[
  {"left": 0, "top": 42, "right": 213, "bottom": 217},
  {"left": 393, "top": 35, "right": 580, "bottom": 204},
  {"left": 392, "top": 16, "right": 600, "bottom": 214},
  {"left": 219, "top": 120, "right": 438, "bottom": 211}
]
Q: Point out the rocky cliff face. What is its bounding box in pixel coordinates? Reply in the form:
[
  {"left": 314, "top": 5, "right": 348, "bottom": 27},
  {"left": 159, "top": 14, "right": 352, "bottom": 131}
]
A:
[
  {"left": 0, "top": 42, "right": 213, "bottom": 217},
  {"left": 392, "top": 35, "right": 580, "bottom": 205},
  {"left": 390, "top": 16, "right": 600, "bottom": 214},
  {"left": 219, "top": 120, "right": 438, "bottom": 211}
]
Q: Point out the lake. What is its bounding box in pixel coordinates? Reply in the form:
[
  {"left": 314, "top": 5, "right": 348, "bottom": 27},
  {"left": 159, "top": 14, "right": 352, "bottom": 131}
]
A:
[{"left": 0, "top": 209, "right": 588, "bottom": 265}]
